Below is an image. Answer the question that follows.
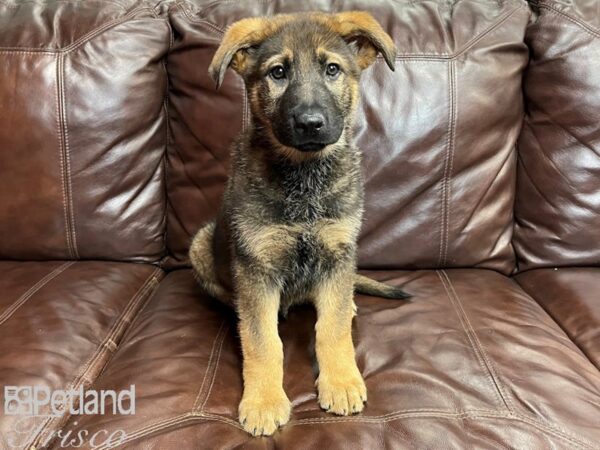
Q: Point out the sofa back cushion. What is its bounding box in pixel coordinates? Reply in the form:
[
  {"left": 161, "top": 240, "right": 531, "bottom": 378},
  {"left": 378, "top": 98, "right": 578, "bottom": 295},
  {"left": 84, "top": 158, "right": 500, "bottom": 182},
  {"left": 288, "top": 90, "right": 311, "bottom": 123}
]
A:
[
  {"left": 514, "top": 0, "right": 600, "bottom": 271},
  {"left": 165, "top": 0, "right": 529, "bottom": 274},
  {"left": 0, "top": 1, "right": 169, "bottom": 262}
]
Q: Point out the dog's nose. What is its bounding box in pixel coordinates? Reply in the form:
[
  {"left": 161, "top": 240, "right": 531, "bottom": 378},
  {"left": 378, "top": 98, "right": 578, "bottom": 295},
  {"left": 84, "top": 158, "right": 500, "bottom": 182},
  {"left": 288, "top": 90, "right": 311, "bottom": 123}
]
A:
[{"left": 293, "top": 110, "right": 325, "bottom": 134}]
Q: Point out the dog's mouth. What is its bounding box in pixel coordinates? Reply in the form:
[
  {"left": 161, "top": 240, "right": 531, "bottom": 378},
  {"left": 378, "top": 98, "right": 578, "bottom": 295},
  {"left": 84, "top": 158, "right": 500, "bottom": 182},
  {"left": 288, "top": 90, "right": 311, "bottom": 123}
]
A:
[{"left": 295, "top": 142, "right": 327, "bottom": 152}]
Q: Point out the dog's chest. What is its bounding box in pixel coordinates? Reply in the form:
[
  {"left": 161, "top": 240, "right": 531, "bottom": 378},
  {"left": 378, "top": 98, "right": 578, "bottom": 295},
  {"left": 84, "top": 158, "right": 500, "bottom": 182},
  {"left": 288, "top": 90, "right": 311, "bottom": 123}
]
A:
[
  {"left": 236, "top": 152, "right": 361, "bottom": 299},
  {"left": 275, "top": 158, "right": 340, "bottom": 222},
  {"left": 284, "top": 227, "right": 332, "bottom": 288}
]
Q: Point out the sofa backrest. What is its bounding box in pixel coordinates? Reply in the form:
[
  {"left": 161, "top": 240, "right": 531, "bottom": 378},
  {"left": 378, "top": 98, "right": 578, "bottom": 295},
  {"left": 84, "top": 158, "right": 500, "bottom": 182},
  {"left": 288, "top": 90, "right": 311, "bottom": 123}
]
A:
[
  {"left": 0, "top": 0, "right": 169, "bottom": 263},
  {"left": 514, "top": 0, "right": 600, "bottom": 271},
  {"left": 0, "top": 0, "right": 534, "bottom": 274},
  {"left": 164, "top": 0, "right": 530, "bottom": 274}
]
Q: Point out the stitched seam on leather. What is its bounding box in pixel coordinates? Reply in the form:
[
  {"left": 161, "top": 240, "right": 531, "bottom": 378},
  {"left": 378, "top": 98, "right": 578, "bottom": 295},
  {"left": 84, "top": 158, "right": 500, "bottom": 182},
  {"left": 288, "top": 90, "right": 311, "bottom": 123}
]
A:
[
  {"left": 191, "top": 322, "right": 222, "bottom": 410},
  {"left": 303, "top": 411, "right": 596, "bottom": 450},
  {"left": 92, "top": 409, "right": 594, "bottom": 450},
  {"left": 510, "top": 413, "right": 597, "bottom": 450},
  {"left": 196, "top": 0, "right": 273, "bottom": 17},
  {"left": 177, "top": 2, "right": 226, "bottom": 34},
  {"left": 291, "top": 408, "right": 505, "bottom": 424},
  {"left": 94, "top": 413, "right": 198, "bottom": 449},
  {"left": 92, "top": 410, "right": 498, "bottom": 449},
  {"left": 289, "top": 412, "right": 596, "bottom": 449},
  {"left": 442, "top": 271, "right": 516, "bottom": 412},
  {"left": 444, "top": 60, "right": 456, "bottom": 266},
  {"left": 395, "top": 5, "right": 523, "bottom": 60},
  {"left": 0, "top": 262, "right": 74, "bottom": 325},
  {"left": 28, "top": 267, "right": 163, "bottom": 449},
  {"left": 0, "top": 0, "right": 128, "bottom": 10},
  {"left": 175, "top": 2, "right": 521, "bottom": 61},
  {"left": 437, "top": 271, "right": 508, "bottom": 410},
  {"left": 159, "top": 17, "right": 172, "bottom": 265},
  {"left": 58, "top": 51, "right": 80, "bottom": 259},
  {"left": 76, "top": 274, "right": 164, "bottom": 387},
  {"left": 90, "top": 407, "right": 596, "bottom": 450},
  {"left": 539, "top": 3, "right": 600, "bottom": 40},
  {"left": 267, "top": 411, "right": 596, "bottom": 449},
  {"left": 93, "top": 411, "right": 244, "bottom": 449},
  {"left": 438, "top": 65, "right": 447, "bottom": 266},
  {"left": 198, "top": 324, "right": 229, "bottom": 413},
  {"left": 63, "top": 7, "right": 159, "bottom": 52},
  {"left": 192, "top": 320, "right": 227, "bottom": 411},
  {"left": 30, "top": 268, "right": 162, "bottom": 448},
  {"left": 62, "top": 8, "right": 156, "bottom": 53},
  {"left": 162, "top": 90, "right": 170, "bottom": 264},
  {"left": 0, "top": 3, "right": 522, "bottom": 56},
  {"left": 55, "top": 53, "right": 75, "bottom": 259},
  {"left": 73, "top": 269, "right": 163, "bottom": 386},
  {"left": 0, "top": 7, "right": 156, "bottom": 54},
  {"left": 438, "top": 60, "right": 454, "bottom": 267},
  {"left": 453, "top": 6, "right": 524, "bottom": 58}
]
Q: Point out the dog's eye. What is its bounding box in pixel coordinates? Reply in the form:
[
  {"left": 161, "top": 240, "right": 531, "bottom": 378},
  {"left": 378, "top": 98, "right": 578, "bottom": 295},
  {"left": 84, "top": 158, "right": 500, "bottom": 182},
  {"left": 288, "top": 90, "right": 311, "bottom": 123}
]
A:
[
  {"left": 326, "top": 63, "right": 340, "bottom": 78},
  {"left": 270, "top": 65, "right": 286, "bottom": 80}
]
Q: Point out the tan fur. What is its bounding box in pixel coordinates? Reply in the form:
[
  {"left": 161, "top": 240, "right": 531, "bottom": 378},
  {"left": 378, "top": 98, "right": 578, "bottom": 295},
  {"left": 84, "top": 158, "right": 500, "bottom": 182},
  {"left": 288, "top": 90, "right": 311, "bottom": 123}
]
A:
[
  {"left": 239, "top": 223, "right": 302, "bottom": 270},
  {"left": 189, "top": 222, "right": 230, "bottom": 302},
  {"left": 316, "top": 216, "right": 361, "bottom": 254},
  {"left": 208, "top": 15, "right": 295, "bottom": 87},
  {"left": 234, "top": 262, "right": 291, "bottom": 436},
  {"left": 313, "top": 269, "right": 367, "bottom": 414},
  {"left": 328, "top": 11, "right": 397, "bottom": 70},
  {"left": 209, "top": 11, "right": 396, "bottom": 88}
]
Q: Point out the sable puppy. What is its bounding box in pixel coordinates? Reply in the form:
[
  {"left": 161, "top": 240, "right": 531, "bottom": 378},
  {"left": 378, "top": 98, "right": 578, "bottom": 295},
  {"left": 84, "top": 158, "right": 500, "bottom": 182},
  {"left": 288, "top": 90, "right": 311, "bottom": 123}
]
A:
[{"left": 189, "top": 11, "right": 409, "bottom": 437}]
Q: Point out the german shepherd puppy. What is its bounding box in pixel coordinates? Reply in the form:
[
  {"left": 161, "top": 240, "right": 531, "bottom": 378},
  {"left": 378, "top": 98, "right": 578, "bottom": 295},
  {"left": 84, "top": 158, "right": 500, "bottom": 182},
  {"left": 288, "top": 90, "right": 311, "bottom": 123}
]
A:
[{"left": 189, "top": 11, "right": 409, "bottom": 436}]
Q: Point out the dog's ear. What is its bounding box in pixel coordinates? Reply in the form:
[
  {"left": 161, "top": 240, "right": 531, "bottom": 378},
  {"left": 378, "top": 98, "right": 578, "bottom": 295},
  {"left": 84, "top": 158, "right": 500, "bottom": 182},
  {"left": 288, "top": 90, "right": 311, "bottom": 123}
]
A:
[
  {"left": 209, "top": 17, "right": 282, "bottom": 89},
  {"left": 330, "top": 11, "right": 397, "bottom": 71}
]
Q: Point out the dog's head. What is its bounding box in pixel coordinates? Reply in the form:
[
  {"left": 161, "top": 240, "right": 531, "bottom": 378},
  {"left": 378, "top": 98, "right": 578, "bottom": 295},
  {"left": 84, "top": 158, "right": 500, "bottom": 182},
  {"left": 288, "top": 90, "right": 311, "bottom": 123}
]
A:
[{"left": 209, "top": 12, "right": 396, "bottom": 158}]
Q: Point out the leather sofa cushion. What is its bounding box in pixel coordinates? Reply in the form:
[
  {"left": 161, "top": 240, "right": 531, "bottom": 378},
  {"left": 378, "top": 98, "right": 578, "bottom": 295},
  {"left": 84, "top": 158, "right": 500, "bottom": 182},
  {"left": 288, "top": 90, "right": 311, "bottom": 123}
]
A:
[
  {"left": 56, "top": 269, "right": 600, "bottom": 448},
  {"left": 516, "top": 267, "right": 600, "bottom": 369},
  {"left": 164, "top": 0, "right": 530, "bottom": 274},
  {"left": 514, "top": 0, "right": 600, "bottom": 270},
  {"left": 0, "top": 2, "right": 169, "bottom": 262},
  {"left": 0, "top": 261, "right": 162, "bottom": 449}
]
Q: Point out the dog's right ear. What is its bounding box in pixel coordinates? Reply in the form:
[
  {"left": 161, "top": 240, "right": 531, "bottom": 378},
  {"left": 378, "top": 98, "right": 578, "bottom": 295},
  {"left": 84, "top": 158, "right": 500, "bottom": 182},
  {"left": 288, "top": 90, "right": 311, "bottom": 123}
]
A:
[
  {"left": 209, "top": 17, "right": 282, "bottom": 89},
  {"left": 329, "top": 11, "right": 397, "bottom": 72}
]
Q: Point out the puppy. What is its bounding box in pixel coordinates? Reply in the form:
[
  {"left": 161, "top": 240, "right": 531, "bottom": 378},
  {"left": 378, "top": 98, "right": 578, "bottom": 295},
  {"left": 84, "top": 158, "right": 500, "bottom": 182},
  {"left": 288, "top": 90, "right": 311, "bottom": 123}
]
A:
[{"left": 189, "top": 11, "right": 409, "bottom": 436}]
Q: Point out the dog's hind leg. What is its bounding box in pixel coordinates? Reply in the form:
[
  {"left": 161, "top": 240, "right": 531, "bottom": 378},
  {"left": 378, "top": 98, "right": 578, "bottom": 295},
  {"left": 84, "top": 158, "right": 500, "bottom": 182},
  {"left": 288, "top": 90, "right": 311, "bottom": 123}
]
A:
[{"left": 189, "top": 221, "right": 230, "bottom": 303}]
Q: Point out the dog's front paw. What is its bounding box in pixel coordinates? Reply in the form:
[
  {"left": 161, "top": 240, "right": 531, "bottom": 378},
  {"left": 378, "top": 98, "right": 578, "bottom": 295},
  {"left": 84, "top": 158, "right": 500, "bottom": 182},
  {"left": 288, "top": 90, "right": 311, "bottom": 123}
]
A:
[
  {"left": 238, "top": 388, "right": 291, "bottom": 436},
  {"left": 317, "top": 372, "right": 367, "bottom": 415}
]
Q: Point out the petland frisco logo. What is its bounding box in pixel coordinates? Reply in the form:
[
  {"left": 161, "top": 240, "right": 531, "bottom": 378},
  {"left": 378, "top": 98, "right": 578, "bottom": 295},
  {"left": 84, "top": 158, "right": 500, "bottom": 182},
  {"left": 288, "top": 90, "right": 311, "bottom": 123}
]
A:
[{"left": 4, "top": 385, "right": 135, "bottom": 417}]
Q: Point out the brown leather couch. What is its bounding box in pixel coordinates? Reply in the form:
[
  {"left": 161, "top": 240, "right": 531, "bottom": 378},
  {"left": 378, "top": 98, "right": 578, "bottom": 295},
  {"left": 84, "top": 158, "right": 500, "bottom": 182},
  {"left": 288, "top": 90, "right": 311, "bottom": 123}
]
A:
[{"left": 0, "top": 0, "right": 598, "bottom": 448}]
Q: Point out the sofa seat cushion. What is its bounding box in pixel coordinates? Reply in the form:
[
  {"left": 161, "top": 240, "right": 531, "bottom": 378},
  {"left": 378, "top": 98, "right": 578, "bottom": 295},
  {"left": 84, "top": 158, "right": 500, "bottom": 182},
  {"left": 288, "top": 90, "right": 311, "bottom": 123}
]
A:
[
  {"left": 55, "top": 269, "right": 600, "bottom": 449},
  {"left": 516, "top": 268, "right": 600, "bottom": 369},
  {"left": 0, "top": 261, "right": 163, "bottom": 450}
]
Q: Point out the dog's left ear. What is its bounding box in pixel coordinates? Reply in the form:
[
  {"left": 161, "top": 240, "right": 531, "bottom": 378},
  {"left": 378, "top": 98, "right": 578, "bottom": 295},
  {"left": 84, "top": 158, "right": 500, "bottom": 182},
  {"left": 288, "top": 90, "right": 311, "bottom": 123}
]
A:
[
  {"left": 330, "top": 11, "right": 397, "bottom": 71},
  {"left": 209, "top": 16, "right": 287, "bottom": 89}
]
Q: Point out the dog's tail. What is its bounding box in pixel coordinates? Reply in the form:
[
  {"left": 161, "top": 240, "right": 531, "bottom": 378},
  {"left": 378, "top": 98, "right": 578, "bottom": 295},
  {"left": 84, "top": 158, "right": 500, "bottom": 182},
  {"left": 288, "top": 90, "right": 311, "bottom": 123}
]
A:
[
  {"left": 353, "top": 274, "right": 411, "bottom": 300},
  {"left": 189, "top": 221, "right": 230, "bottom": 303}
]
